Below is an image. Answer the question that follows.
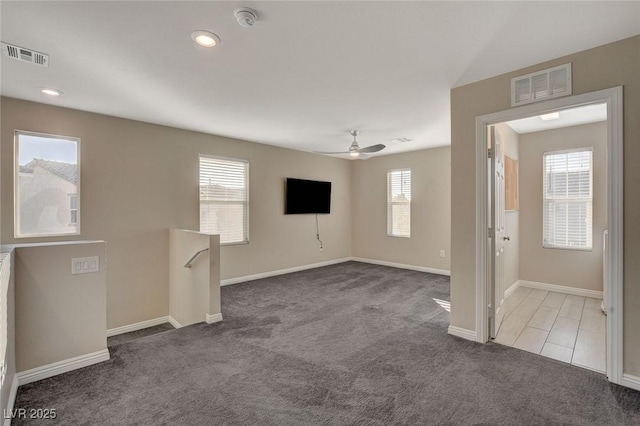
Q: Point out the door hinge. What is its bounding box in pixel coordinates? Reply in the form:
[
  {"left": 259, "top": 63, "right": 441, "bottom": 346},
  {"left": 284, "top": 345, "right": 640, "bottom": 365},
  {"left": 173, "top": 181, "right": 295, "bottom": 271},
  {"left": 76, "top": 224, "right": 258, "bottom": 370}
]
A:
[
  {"left": 488, "top": 148, "right": 493, "bottom": 158},
  {"left": 488, "top": 227, "right": 494, "bottom": 238},
  {"left": 487, "top": 303, "right": 494, "bottom": 317}
]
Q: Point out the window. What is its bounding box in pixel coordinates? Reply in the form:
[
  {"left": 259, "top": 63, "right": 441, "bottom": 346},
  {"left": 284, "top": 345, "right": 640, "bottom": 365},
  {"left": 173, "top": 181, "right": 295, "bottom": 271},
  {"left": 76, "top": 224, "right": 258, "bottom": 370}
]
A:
[
  {"left": 199, "top": 155, "right": 249, "bottom": 245},
  {"left": 15, "top": 131, "right": 80, "bottom": 238},
  {"left": 387, "top": 169, "right": 411, "bottom": 238},
  {"left": 543, "top": 149, "right": 593, "bottom": 250}
]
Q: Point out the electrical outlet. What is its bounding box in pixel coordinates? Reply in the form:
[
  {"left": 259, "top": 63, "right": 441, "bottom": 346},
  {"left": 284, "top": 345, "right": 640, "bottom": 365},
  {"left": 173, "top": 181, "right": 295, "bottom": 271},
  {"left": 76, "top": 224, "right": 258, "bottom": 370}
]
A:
[
  {"left": 439, "top": 250, "right": 445, "bottom": 258},
  {"left": 71, "top": 256, "right": 99, "bottom": 274}
]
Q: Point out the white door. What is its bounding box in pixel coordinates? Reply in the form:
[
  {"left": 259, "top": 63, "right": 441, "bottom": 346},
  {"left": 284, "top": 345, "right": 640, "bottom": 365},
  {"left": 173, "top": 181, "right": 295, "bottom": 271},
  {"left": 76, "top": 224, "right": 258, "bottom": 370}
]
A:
[{"left": 490, "top": 126, "right": 507, "bottom": 338}]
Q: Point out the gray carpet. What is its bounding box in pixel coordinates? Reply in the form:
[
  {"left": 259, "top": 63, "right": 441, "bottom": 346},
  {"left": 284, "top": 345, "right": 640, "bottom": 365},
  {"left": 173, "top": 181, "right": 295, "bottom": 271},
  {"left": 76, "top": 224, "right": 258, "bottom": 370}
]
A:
[
  {"left": 12, "top": 261, "right": 640, "bottom": 425},
  {"left": 107, "top": 323, "right": 175, "bottom": 347}
]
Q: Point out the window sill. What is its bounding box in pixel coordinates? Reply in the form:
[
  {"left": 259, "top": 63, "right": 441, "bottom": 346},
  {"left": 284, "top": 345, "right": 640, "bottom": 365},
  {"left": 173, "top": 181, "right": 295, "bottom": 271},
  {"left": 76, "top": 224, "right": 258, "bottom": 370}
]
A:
[
  {"left": 14, "top": 231, "right": 81, "bottom": 239},
  {"left": 543, "top": 245, "right": 593, "bottom": 252},
  {"left": 221, "top": 241, "right": 249, "bottom": 247}
]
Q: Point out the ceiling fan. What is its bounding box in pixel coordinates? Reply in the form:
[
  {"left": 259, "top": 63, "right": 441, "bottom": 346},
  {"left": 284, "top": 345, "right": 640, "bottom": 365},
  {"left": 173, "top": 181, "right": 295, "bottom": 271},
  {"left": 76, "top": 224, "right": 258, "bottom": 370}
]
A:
[{"left": 315, "top": 130, "right": 385, "bottom": 159}]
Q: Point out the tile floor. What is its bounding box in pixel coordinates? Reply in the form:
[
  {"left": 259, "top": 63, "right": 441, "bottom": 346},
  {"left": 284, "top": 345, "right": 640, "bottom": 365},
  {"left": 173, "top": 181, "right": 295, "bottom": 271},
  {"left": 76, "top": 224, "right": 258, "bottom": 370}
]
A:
[{"left": 493, "top": 286, "right": 606, "bottom": 373}]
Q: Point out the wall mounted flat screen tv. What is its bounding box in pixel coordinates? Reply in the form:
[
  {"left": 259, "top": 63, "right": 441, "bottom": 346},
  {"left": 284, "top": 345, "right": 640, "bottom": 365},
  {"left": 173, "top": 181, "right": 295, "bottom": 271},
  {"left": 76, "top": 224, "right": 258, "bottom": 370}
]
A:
[{"left": 285, "top": 178, "right": 331, "bottom": 214}]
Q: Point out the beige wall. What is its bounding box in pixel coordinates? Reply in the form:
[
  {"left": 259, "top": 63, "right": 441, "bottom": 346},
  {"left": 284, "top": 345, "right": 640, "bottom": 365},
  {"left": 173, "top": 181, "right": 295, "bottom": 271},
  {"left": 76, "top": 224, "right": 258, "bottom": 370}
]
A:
[
  {"left": 519, "top": 122, "right": 607, "bottom": 291},
  {"left": 1, "top": 98, "right": 353, "bottom": 329},
  {"left": 169, "top": 230, "right": 220, "bottom": 327},
  {"left": 495, "top": 123, "right": 519, "bottom": 290},
  {"left": 450, "top": 35, "right": 640, "bottom": 375},
  {"left": 13, "top": 241, "right": 107, "bottom": 371},
  {"left": 352, "top": 146, "right": 451, "bottom": 271}
]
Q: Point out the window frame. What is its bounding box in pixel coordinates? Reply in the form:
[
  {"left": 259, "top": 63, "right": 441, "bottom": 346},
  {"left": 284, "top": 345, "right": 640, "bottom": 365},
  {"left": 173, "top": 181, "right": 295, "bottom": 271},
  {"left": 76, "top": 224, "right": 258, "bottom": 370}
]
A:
[
  {"left": 542, "top": 147, "right": 593, "bottom": 251},
  {"left": 387, "top": 168, "right": 411, "bottom": 238},
  {"left": 199, "top": 154, "right": 250, "bottom": 246},
  {"left": 14, "top": 130, "right": 81, "bottom": 239}
]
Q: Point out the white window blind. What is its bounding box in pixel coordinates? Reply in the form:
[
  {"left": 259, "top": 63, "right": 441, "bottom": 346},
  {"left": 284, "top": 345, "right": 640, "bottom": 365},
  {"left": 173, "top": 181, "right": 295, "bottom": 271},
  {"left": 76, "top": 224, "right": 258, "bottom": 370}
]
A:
[
  {"left": 543, "top": 149, "right": 592, "bottom": 250},
  {"left": 199, "top": 155, "right": 249, "bottom": 245},
  {"left": 387, "top": 169, "right": 411, "bottom": 238}
]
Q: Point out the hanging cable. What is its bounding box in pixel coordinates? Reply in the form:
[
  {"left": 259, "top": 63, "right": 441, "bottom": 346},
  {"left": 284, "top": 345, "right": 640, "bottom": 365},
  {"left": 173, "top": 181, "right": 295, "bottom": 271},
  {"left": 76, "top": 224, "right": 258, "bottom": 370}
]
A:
[{"left": 315, "top": 214, "right": 324, "bottom": 250}]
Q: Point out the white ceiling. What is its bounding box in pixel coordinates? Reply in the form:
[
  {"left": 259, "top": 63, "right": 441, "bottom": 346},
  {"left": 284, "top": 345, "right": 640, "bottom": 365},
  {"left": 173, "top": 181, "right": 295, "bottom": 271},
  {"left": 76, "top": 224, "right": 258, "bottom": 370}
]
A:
[
  {"left": 506, "top": 103, "right": 608, "bottom": 134},
  {"left": 1, "top": 1, "right": 639, "bottom": 159}
]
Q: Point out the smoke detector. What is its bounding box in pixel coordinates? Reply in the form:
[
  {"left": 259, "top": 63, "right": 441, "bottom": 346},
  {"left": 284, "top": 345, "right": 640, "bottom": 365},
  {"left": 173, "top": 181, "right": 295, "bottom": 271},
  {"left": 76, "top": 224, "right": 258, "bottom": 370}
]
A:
[
  {"left": 235, "top": 7, "right": 258, "bottom": 27},
  {"left": 1, "top": 42, "right": 49, "bottom": 67}
]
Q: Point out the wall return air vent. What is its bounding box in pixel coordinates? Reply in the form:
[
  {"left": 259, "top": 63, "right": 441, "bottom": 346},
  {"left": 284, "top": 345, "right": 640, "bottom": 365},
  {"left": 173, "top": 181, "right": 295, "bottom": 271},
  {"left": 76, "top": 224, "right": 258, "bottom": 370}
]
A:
[
  {"left": 511, "top": 63, "right": 571, "bottom": 107},
  {"left": 1, "top": 42, "right": 49, "bottom": 67}
]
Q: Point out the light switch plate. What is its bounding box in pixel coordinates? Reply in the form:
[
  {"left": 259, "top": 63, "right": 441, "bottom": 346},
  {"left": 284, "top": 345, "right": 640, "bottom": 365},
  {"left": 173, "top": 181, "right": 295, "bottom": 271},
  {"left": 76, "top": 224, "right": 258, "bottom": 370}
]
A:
[{"left": 71, "top": 256, "right": 99, "bottom": 274}]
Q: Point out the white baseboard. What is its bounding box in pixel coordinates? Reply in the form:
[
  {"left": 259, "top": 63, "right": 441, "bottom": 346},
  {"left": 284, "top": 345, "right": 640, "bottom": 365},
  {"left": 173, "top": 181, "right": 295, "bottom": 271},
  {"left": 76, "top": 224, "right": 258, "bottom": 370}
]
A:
[
  {"left": 504, "top": 280, "right": 521, "bottom": 299},
  {"left": 519, "top": 280, "right": 603, "bottom": 299},
  {"left": 3, "top": 374, "right": 19, "bottom": 426},
  {"left": 447, "top": 325, "right": 477, "bottom": 341},
  {"left": 220, "top": 256, "right": 451, "bottom": 286},
  {"left": 221, "top": 257, "right": 352, "bottom": 286},
  {"left": 17, "top": 349, "right": 110, "bottom": 386},
  {"left": 351, "top": 257, "right": 451, "bottom": 276},
  {"left": 107, "top": 316, "right": 170, "bottom": 337},
  {"left": 167, "top": 316, "right": 183, "bottom": 329},
  {"left": 621, "top": 373, "right": 640, "bottom": 392},
  {"left": 206, "top": 313, "right": 223, "bottom": 324}
]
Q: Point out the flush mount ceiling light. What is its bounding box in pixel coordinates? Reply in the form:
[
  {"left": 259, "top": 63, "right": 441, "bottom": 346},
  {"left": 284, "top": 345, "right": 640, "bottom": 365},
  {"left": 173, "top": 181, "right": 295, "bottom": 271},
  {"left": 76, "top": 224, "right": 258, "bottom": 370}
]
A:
[
  {"left": 191, "top": 30, "right": 220, "bottom": 48},
  {"left": 540, "top": 112, "right": 560, "bottom": 121},
  {"left": 41, "top": 88, "right": 62, "bottom": 96}
]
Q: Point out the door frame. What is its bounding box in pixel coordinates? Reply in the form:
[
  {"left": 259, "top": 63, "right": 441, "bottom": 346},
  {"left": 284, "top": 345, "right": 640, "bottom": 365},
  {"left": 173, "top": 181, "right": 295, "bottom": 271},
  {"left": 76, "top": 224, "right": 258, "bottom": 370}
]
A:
[{"left": 474, "top": 87, "right": 623, "bottom": 384}]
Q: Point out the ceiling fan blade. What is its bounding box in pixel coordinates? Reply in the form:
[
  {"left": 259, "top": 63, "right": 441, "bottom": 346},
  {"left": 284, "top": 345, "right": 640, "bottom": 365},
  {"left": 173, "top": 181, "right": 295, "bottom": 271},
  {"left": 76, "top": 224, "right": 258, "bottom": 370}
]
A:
[
  {"left": 312, "top": 151, "right": 349, "bottom": 154},
  {"left": 358, "top": 144, "right": 385, "bottom": 153}
]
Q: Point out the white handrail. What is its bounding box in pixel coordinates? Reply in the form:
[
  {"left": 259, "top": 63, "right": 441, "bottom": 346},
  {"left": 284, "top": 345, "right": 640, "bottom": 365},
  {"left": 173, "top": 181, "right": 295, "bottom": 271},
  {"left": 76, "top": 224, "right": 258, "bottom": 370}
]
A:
[{"left": 184, "top": 247, "right": 209, "bottom": 268}]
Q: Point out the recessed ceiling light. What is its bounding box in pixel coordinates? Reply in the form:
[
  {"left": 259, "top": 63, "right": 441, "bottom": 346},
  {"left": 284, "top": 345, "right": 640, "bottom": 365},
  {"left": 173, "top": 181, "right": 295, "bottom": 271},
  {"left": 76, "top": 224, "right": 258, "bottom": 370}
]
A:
[
  {"left": 41, "top": 88, "right": 62, "bottom": 96},
  {"left": 191, "top": 30, "right": 220, "bottom": 48},
  {"left": 540, "top": 112, "right": 560, "bottom": 121}
]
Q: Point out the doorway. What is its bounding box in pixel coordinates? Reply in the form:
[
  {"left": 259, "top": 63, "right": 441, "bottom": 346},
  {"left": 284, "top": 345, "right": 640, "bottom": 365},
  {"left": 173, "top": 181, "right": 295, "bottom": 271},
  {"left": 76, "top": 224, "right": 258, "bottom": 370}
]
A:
[
  {"left": 474, "top": 87, "right": 623, "bottom": 384},
  {"left": 489, "top": 107, "right": 607, "bottom": 372}
]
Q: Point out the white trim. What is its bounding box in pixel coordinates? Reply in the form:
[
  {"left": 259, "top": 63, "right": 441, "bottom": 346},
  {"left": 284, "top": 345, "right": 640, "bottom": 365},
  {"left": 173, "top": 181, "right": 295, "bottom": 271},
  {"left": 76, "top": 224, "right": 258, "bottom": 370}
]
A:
[
  {"left": 475, "top": 112, "right": 489, "bottom": 343},
  {"left": 447, "top": 325, "right": 477, "bottom": 341},
  {"left": 14, "top": 130, "right": 82, "bottom": 239},
  {"left": 221, "top": 257, "right": 353, "bottom": 286},
  {"left": 221, "top": 257, "right": 450, "bottom": 286},
  {"left": 351, "top": 257, "right": 450, "bottom": 276},
  {"left": 620, "top": 374, "right": 640, "bottom": 392},
  {"left": 206, "top": 313, "right": 223, "bottom": 324},
  {"left": 16, "top": 349, "right": 109, "bottom": 386},
  {"left": 106, "top": 316, "right": 170, "bottom": 337},
  {"left": 474, "top": 87, "right": 624, "bottom": 384},
  {"left": 519, "top": 280, "right": 603, "bottom": 299},
  {"left": 3, "top": 374, "right": 18, "bottom": 426},
  {"left": 606, "top": 87, "right": 624, "bottom": 387},
  {"left": 167, "top": 316, "right": 183, "bottom": 329},
  {"left": 504, "top": 280, "right": 521, "bottom": 299}
]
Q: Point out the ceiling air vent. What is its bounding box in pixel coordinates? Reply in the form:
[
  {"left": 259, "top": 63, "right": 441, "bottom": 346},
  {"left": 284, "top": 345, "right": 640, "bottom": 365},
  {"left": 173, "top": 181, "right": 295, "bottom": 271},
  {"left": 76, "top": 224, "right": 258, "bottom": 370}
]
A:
[
  {"left": 1, "top": 42, "right": 49, "bottom": 67},
  {"left": 389, "top": 137, "right": 412, "bottom": 144},
  {"left": 511, "top": 63, "right": 571, "bottom": 107}
]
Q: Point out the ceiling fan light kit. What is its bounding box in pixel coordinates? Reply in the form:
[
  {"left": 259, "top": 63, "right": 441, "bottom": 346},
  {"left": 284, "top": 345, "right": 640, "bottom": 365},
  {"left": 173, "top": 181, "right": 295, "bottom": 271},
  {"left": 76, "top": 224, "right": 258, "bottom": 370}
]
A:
[{"left": 314, "top": 130, "right": 386, "bottom": 159}]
